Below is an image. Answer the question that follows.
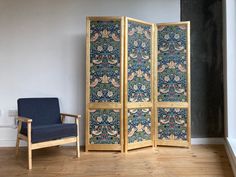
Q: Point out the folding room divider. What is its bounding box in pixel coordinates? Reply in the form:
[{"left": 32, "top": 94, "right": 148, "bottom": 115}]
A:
[{"left": 86, "top": 17, "right": 191, "bottom": 152}]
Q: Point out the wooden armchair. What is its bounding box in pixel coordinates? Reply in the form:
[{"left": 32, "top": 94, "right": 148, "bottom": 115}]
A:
[{"left": 16, "top": 98, "right": 81, "bottom": 169}]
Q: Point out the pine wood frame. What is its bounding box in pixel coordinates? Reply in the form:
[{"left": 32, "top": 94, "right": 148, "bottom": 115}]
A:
[
  {"left": 154, "top": 21, "right": 191, "bottom": 148},
  {"left": 85, "top": 16, "right": 124, "bottom": 152},
  {"left": 124, "top": 17, "right": 155, "bottom": 152},
  {"left": 16, "top": 114, "right": 81, "bottom": 169}
]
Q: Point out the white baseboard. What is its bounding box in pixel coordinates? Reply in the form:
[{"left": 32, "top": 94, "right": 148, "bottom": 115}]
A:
[
  {"left": 0, "top": 140, "right": 27, "bottom": 147},
  {"left": 0, "top": 138, "right": 225, "bottom": 147},
  {"left": 191, "top": 138, "right": 225, "bottom": 144},
  {"left": 225, "top": 138, "right": 236, "bottom": 176}
]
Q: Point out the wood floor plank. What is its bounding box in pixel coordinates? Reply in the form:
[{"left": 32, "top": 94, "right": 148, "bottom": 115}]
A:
[{"left": 0, "top": 145, "right": 233, "bottom": 177}]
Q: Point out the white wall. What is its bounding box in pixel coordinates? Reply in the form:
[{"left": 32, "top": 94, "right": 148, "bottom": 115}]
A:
[
  {"left": 223, "top": 0, "right": 236, "bottom": 139},
  {"left": 0, "top": 0, "right": 180, "bottom": 146}
]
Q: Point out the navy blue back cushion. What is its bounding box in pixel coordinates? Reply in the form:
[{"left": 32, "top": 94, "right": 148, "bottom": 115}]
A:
[{"left": 18, "top": 98, "right": 61, "bottom": 128}]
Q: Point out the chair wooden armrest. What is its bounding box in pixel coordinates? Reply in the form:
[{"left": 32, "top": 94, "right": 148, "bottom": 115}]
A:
[
  {"left": 16, "top": 116, "right": 32, "bottom": 123},
  {"left": 16, "top": 116, "right": 32, "bottom": 160},
  {"left": 60, "top": 113, "right": 81, "bottom": 124},
  {"left": 60, "top": 113, "right": 81, "bottom": 119},
  {"left": 60, "top": 113, "right": 81, "bottom": 157},
  {"left": 16, "top": 116, "right": 32, "bottom": 136}
]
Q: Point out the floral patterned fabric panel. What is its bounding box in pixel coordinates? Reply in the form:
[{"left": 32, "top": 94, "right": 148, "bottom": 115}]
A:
[
  {"left": 128, "top": 109, "right": 151, "bottom": 143},
  {"left": 127, "top": 21, "right": 152, "bottom": 102},
  {"left": 157, "top": 24, "right": 188, "bottom": 102},
  {"left": 90, "top": 20, "right": 121, "bottom": 102},
  {"left": 89, "top": 109, "right": 120, "bottom": 144},
  {"left": 158, "top": 108, "right": 187, "bottom": 140}
]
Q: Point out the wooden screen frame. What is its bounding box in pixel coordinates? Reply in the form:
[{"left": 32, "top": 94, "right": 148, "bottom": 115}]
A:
[
  {"left": 85, "top": 16, "right": 125, "bottom": 152},
  {"left": 124, "top": 17, "right": 155, "bottom": 152},
  {"left": 154, "top": 21, "right": 191, "bottom": 148}
]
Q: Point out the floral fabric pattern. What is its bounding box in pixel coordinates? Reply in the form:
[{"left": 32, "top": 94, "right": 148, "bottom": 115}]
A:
[
  {"left": 127, "top": 21, "right": 152, "bottom": 102},
  {"left": 128, "top": 109, "right": 151, "bottom": 143},
  {"left": 90, "top": 20, "right": 121, "bottom": 102},
  {"left": 89, "top": 109, "right": 120, "bottom": 144},
  {"left": 158, "top": 108, "right": 187, "bottom": 140},
  {"left": 157, "top": 25, "right": 188, "bottom": 102}
]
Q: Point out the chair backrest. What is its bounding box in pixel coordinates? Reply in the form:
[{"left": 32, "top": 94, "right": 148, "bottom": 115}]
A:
[{"left": 17, "top": 98, "right": 61, "bottom": 127}]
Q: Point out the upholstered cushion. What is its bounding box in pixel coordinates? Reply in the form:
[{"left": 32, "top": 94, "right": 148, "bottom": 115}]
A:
[
  {"left": 21, "top": 124, "right": 77, "bottom": 143},
  {"left": 18, "top": 98, "right": 61, "bottom": 128}
]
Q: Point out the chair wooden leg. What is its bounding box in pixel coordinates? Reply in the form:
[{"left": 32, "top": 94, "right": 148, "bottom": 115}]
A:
[
  {"left": 27, "top": 122, "right": 32, "bottom": 170},
  {"left": 16, "top": 121, "right": 22, "bottom": 156},
  {"left": 76, "top": 119, "right": 80, "bottom": 158},
  {"left": 16, "top": 135, "right": 20, "bottom": 156},
  {"left": 76, "top": 136, "right": 80, "bottom": 158},
  {"left": 28, "top": 145, "right": 32, "bottom": 170}
]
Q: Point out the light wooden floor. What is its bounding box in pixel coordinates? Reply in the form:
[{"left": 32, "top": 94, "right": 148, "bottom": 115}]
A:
[{"left": 0, "top": 145, "right": 233, "bottom": 177}]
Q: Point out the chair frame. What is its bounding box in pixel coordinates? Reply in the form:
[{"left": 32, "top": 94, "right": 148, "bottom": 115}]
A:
[{"left": 16, "top": 113, "right": 81, "bottom": 169}]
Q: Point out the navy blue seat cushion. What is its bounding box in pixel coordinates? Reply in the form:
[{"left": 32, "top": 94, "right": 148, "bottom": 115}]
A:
[
  {"left": 20, "top": 124, "right": 77, "bottom": 143},
  {"left": 18, "top": 98, "right": 61, "bottom": 129}
]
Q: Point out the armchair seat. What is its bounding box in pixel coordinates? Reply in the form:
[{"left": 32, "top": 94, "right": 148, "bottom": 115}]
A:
[{"left": 21, "top": 124, "right": 77, "bottom": 143}]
